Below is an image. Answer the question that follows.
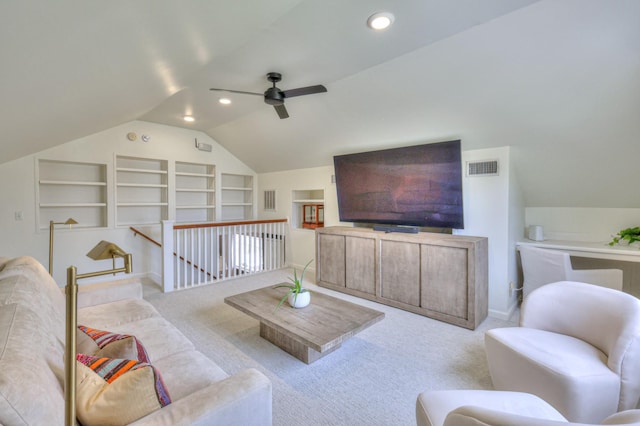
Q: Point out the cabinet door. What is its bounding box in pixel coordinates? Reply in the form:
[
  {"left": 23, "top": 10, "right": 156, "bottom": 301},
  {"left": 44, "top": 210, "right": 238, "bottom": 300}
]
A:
[
  {"left": 345, "top": 236, "right": 376, "bottom": 295},
  {"left": 421, "top": 245, "right": 468, "bottom": 319},
  {"left": 317, "top": 234, "right": 345, "bottom": 287},
  {"left": 380, "top": 240, "right": 420, "bottom": 306}
]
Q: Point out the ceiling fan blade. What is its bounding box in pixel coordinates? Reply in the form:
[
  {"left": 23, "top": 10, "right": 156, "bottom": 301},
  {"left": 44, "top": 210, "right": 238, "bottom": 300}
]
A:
[
  {"left": 281, "top": 85, "right": 327, "bottom": 98},
  {"left": 274, "top": 104, "right": 289, "bottom": 119},
  {"left": 209, "top": 88, "right": 263, "bottom": 96}
]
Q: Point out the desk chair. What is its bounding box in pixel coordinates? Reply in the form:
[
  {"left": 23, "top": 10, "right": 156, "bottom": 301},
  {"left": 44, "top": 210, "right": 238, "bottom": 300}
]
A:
[{"left": 519, "top": 245, "right": 622, "bottom": 299}]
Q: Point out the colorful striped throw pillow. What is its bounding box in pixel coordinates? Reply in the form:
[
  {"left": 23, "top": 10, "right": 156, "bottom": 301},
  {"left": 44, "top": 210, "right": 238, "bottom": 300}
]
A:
[
  {"left": 76, "top": 354, "right": 171, "bottom": 426},
  {"left": 78, "top": 325, "right": 150, "bottom": 363}
]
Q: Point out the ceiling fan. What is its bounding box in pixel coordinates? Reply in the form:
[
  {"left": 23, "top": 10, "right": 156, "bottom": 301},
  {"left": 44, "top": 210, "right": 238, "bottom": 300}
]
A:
[{"left": 210, "top": 72, "right": 327, "bottom": 119}]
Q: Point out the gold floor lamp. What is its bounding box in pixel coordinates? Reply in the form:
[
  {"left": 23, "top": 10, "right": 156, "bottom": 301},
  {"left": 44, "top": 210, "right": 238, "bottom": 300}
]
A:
[
  {"left": 64, "top": 240, "right": 133, "bottom": 426},
  {"left": 49, "top": 218, "right": 78, "bottom": 275}
]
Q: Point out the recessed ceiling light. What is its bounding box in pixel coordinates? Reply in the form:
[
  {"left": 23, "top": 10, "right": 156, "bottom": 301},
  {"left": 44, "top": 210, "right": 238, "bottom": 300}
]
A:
[
  {"left": 183, "top": 115, "right": 195, "bottom": 122},
  {"left": 219, "top": 98, "right": 231, "bottom": 105},
  {"left": 367, "top": 12, "right": 394, "bottom": 30}
]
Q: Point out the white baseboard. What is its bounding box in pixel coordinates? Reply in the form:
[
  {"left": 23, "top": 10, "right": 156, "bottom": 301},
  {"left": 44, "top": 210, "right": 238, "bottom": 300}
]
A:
[
  {"left": 488, "top": 301, "right": 519, "bottom": 322},
  {"left": 145, "top": 271, "right": 162, "bottom": 286}
]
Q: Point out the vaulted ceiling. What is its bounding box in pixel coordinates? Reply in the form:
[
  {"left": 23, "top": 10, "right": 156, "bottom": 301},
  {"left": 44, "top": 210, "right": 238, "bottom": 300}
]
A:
[{"left": 1, "top": 0, "right": 638, "bottom": 207}]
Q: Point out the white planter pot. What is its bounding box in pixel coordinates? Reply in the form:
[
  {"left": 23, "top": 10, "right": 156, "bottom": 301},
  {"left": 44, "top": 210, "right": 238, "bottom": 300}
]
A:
[{"left": 288, "top": 290, "right": 311, "bottom": 308}]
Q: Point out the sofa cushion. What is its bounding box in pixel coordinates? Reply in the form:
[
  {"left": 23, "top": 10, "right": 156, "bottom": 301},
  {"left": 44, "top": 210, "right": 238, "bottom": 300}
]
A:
[
  {"left": 153, "top": 350, "right": 229, "bottom": 401},
  {"left": 76, "top": 354, "right": 171, "bottom": 426},
  {"left": 0, "top": 303, "right": 65, "bottom": 425},
  {"left": 78, "top": 325, "right": 150, "bottom": 363},
  {"left": 78, "top": 298, "right": 160, "bottom": 327},
  {"left": 77, "top": 277, "right": 144, "bottom": 309},
  {"left": 79, "top": 299, "right": 194, "bottom": 362}
]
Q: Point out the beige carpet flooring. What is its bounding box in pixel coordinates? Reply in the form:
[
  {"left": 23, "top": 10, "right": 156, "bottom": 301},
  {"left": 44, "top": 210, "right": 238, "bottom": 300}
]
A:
[{"left": 143, "top": 269, "right": 516, "bottom": 426}]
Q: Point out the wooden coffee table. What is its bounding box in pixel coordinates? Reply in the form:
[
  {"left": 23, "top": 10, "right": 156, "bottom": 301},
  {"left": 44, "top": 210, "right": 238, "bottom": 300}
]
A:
[{"left": 224, "top": 286, "right": 384, "bottom": 364}]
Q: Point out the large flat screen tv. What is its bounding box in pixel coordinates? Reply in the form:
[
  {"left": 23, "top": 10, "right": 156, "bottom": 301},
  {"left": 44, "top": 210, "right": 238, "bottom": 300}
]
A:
[{"left": 333, "top": 140, "right": 464, "bottom": 229}]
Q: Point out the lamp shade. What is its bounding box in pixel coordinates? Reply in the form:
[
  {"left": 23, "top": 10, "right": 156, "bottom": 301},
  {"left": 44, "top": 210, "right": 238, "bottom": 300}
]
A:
[{"left": 86, "top": 240, "right": 127, "bottom": 260}]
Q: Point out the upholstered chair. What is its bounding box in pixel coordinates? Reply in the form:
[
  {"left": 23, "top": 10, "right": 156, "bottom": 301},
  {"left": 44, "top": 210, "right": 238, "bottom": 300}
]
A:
[
  {"left": 485, "top": 281, "right": 640, "bottom": 423},
  {"left": 416, "top": 389, "right": 640, "bottom": 426},
  {"left": 519, "top": 245, "right": 623, "bottom": 299}
]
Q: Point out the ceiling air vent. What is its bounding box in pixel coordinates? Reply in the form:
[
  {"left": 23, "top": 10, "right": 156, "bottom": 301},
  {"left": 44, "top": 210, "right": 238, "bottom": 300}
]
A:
[{"left": 467, "top": 160, "right": 499, "bottom": 177}]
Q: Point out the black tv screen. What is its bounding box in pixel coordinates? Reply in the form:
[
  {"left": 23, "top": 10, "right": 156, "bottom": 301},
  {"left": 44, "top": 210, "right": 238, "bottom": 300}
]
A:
[{"left": 333, "top": 140, "right": 464, "bottom": 229}]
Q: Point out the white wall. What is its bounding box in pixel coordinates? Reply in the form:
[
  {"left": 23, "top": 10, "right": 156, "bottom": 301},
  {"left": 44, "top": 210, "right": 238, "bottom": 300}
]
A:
[
  {"left": 257, "top": 165, "right": 339, "bottom": 273},
  {"left": 0, "top": 120, "right": 255, "bottom": 286},
  {"left": 525, "top": 208, "right": 640, "bottom": 242},
  {"left": 455, "top": 146, "right": 520, "bottom": 319}
]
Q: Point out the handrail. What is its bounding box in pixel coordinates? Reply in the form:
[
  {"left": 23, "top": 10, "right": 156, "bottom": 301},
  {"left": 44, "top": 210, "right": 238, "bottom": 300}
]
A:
[
  {"left": 130, "top": 226, "right": 161, "bottom": 247},
  {"left": 174, "top": 218, "right": 287, "bottom": 230},
  {"left": 129, "top": 226, "right": 211, "bottom": 277}
]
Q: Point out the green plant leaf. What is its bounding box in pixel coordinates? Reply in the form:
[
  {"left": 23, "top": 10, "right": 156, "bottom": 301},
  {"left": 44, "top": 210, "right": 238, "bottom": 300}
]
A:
[
  {"left": 609, "top": 227, "right": 640, "bottom": 249},
  {"left": 274, "top": 259, "right": 314, "bottom": 311},
  {"left": 273, "top": 283, "right": 295, "bottom": 291},
  {"left": 274, "top": 292, "right": 291, "bottom": 312},
  {"left": 299, "top": 258, "right": 313, "bottom": 286}
]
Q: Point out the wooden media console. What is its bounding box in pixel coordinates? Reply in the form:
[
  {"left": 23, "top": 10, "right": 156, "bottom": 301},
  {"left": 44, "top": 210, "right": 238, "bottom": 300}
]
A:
[{"left": 315, "top": 226, "right": 488, "bottom": 329}]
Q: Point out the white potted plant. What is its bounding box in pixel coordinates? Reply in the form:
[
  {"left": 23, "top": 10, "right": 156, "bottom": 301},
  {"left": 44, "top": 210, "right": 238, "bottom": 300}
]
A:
[{"left": 274, "top": 259, "right": 313, "bottom": 309}]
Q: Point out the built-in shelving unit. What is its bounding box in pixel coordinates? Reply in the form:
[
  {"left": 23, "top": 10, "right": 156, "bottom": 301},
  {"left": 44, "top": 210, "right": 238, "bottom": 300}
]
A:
[
  {"left": 115, "top": 156, "right": 168, "bottom": 226},
  {"left": 221, "top": 173, "right": 253, "bottom": 221},
  {"left": 37, "top": 159, "right": 107, "bottom": 229},
  {"left": 292, "top": 189, "right": 324, "bottom": 229},
  {"left": 175, "top": 161, "right": 216, "bottom": 223}
]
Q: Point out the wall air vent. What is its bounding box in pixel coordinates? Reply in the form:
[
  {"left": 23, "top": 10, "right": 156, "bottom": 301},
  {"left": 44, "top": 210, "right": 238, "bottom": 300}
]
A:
[
  {"left": 263, "top": 190, "right": 276, "bottom": 211},
  {"left": 467, "top": 160, "right": 499, "bottom": 177}
]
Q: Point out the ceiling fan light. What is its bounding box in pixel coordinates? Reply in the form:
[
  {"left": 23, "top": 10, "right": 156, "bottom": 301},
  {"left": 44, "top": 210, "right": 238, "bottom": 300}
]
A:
[
  {"left": 183, "top": 115, "right": 195, "bottom": 122},
  {"left": 367, "top": 12, "right": 394, "bottom": 30},
  {"left": 219, "top": 98, "right": 231, "bottom": 105}
]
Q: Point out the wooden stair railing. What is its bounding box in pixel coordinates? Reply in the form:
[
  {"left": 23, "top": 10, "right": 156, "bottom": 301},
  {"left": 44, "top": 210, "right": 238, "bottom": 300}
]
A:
[{"left": 129, "top": 226, "right": 212, "bottom": 278}]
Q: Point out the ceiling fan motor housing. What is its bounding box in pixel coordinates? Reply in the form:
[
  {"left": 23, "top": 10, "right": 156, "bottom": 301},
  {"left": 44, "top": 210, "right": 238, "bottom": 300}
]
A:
[{"left": 264, "top": 87, "right": 284, "bottom": 105}]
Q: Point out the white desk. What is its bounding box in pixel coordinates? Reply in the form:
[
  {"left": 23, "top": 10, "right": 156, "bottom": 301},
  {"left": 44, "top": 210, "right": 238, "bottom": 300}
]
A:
[{"left": 517, "top": 240, "right": 640, "bottom": 263}]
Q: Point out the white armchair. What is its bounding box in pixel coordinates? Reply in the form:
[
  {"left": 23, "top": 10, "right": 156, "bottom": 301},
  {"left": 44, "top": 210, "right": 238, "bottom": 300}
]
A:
[
  {"left": 485, "top": 281, "right": 640, "bottom": 423},
  {"left": 519, "top": 245, "right": 623, "bottom": 299},
  {"left": 416, "top": 389, "right": 640, "bottom": 426},
  {"left": 416, "top": 390, "right": 566, "bottom": 426}
]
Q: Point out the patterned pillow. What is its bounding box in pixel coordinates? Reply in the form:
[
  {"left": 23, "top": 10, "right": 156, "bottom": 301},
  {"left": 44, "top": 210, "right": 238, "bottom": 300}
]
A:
[
  {"left": 76, "top": 354, "right": 171, "bottom": 426},
  {"left": 77, "top": 325, "right": 150, "bottom": 363}
]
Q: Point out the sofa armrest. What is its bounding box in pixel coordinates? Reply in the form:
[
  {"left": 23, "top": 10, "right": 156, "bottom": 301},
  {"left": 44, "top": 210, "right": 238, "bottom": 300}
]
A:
[
  {"left": 130, "top": 368, "right": 272, "bottom": 426},
  {"left": 75, "top": 278, "right": 143, "bottom": 309}
]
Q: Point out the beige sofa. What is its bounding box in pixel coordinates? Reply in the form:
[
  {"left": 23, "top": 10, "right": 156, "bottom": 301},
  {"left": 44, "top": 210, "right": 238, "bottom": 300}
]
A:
[{"left": 0, "top": 256, "right": 272, "bottom": 425}]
